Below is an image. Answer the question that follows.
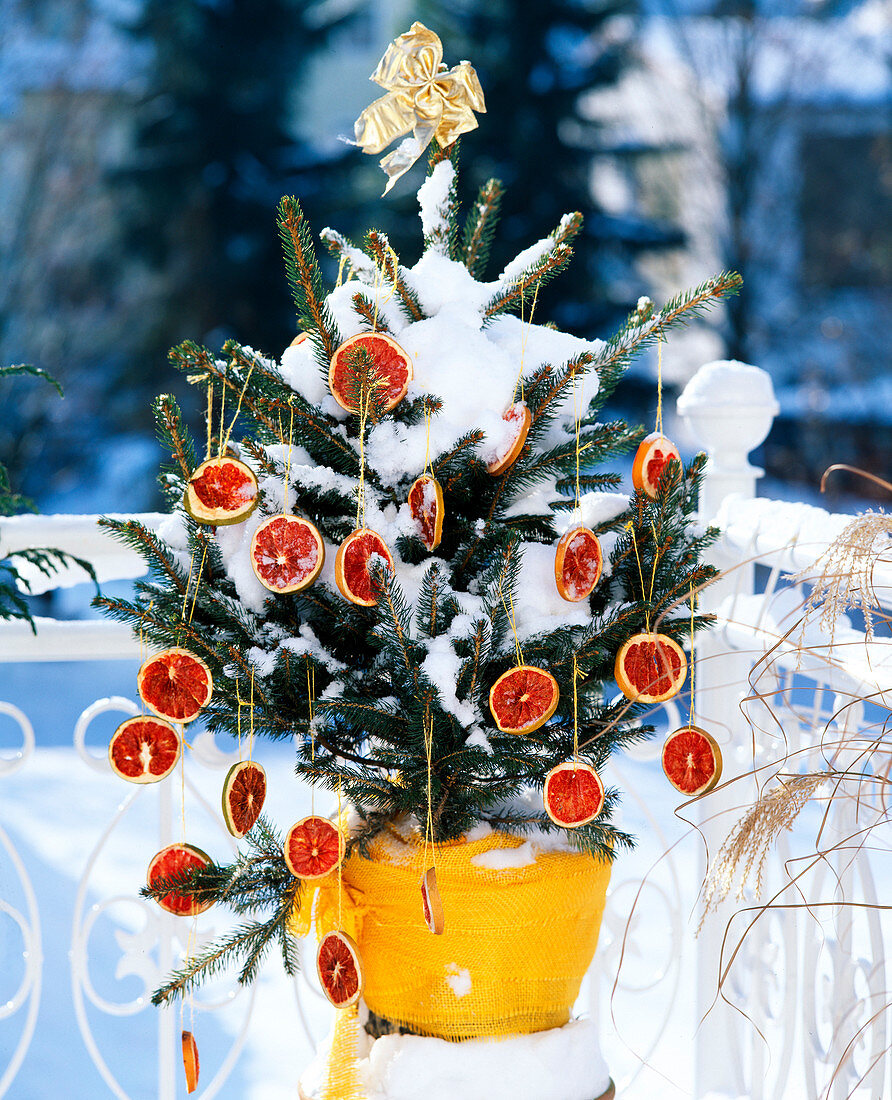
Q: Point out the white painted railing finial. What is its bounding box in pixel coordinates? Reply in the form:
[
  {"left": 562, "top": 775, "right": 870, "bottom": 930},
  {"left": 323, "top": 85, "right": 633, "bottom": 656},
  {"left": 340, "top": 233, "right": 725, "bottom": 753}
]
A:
[{"left": 677, "top": 359, "right": 779, "bottom": 522}]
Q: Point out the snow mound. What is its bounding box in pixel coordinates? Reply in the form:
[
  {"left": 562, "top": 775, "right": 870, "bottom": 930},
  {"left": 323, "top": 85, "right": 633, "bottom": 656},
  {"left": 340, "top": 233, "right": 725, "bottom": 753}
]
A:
[
  {"left": 678, "top": 359, "right": 777, "bottom": 410},
  {"left": 299, "top": 1017, "right": 611, "bottom": 1100}
]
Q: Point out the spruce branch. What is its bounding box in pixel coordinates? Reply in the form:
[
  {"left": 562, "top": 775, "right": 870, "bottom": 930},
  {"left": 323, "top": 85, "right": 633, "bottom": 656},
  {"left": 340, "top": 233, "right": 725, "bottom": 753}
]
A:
[
  {"left": 351, "top": 292, "right": 391, "bottom": 333},
  {"left": 98, "top": 517, "right": 188, "bottom": 595},
  {"left": 461, "top": 178, "right": 504, "bottom": 279},
  {"left": 484, "top": 245, "right": 574, "bottom": 320},
  {"left": 365, "top": 231, "right": 424, "bottom": 322},
  {"left": 277, "top": 196, "right": 342, "bottom": 368},
  {"left": 320, "top": 227, "right": 379, "bottom": 282},
  {"left": 0, "top": 549, "right": 98, "bottom": 632},
  {"left": 531, "top": 271, "right": 743, "bottom": 432},
  {"left": 424, "top": 140, "right": 461, "bottom": 259},
  {"left": 153, "top": 393, "right": 196, "bottom": 480}
]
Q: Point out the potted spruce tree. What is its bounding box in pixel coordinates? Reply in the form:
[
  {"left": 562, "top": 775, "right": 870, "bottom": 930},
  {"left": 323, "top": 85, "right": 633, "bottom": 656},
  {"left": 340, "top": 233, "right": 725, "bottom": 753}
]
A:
[{"left": 97, "top": 25, "right": 736, "bottom": 1099}]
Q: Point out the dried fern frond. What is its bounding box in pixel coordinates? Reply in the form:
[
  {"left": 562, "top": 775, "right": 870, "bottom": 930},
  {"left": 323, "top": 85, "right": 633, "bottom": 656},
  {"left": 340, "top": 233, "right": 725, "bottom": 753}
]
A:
[
  {"left": 699, "top": 774, "right": 825, "bottom": 926},
  {"left": 790, "top": 512, "right": 892, "bottom": 640}
]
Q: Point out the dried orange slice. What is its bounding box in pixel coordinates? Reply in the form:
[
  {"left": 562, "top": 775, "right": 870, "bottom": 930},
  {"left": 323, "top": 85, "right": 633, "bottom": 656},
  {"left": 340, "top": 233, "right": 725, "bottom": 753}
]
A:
[
  {"left": 408, "top": 474, "right": 444, "bottom": 551},
  {"left": 182, "top": 1031, "right": 199, "bottom": 1094},
  {"left": 221, "top": 760, "right": 266, "bottom": 838},
  {"left": 487, "top": 402, "right": 531, "bottom": 475},
  {"left": 284, "top": 816, "right": 345, "bottom": 880},
  {"left": 317, "top": 930, "right": 364, "bottom": 1008},
  {"left": 631, "top": 432, "right": 682, "bottom": 499},
  {"left": 137, "top": 648, "right": 213, "bottom": 724},
  {"left": 289, "top": 332, "right": 309, "bottom": 348},
  {"left": 250, "top": 515, "right": 324, "bottom": 594},
  {"left": 543, "top": 761, "right": 605, "bottom": 827},
  {"left": 183, "top": 456, "right": 258, "bottom": 526},
  {"left": 334, "top": 528, "right": 394, "bottom": 606},
  {"left": 108, "top": 716, "right": 181, "bottom": 784},
  {"left": 662, "top": 725, "right": 722, "bottom": 796},
  {"left": 421, "top": 866, "right": 445, "bottom": 935},
  {"left": 147, "top": 843, "right": 213, "bottom": 916},
  {"left": 328, "top": 332, "right": 413, "bottom": 414},
  {"left": 614, "top": 632, "right": 687, "bottom": 704},
  {"left": 554, "top": 526, "right": 603, "bottom": 602},
  {"left": 489, "top": 665, "right": 560, "bottom": 734}
]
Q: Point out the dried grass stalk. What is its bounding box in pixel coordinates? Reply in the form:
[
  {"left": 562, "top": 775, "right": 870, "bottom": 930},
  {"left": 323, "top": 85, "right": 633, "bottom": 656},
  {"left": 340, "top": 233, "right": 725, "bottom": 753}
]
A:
[
  {"left": 790, "top": 512, "right": 892, "bottom": 641},
  {"left": 699, "top": 774, "right": 825, "bottom": 926}
]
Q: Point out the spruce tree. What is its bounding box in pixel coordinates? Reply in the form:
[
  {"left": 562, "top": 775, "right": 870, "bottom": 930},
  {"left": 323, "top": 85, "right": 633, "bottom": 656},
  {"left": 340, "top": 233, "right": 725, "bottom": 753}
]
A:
[{"left": 97, "top": 141, "right": 739, "bottom": 1000}]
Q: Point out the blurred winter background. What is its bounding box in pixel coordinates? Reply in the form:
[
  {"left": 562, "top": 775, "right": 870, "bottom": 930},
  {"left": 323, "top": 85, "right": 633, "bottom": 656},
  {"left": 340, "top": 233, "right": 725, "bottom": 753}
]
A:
[
  {"left": 1, "top": 0, "right": 889, "bottom": 525},
  {"left": 0, "top": 3, "right": 889, "bottom": 1096}
]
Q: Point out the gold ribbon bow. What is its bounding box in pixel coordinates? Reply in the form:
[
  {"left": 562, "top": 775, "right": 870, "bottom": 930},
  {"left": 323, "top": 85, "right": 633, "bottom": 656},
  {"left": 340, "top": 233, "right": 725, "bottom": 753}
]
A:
[{"left": 353, "top": 22, "right": 486, "bottom": 194}]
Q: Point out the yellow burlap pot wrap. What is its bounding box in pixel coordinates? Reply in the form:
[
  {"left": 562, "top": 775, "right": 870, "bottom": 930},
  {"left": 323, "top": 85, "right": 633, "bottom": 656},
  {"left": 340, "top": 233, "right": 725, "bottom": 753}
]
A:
[{"left": 291, "top": 826, "right": 611, "bottom": 1042}]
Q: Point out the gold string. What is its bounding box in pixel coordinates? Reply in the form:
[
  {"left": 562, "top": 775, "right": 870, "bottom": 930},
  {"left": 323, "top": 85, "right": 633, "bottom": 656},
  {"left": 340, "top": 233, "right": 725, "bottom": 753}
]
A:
[
  {"left": 656, "top": 335, "right": 664, "bottom": 438},
  {"left": 572, "top": 655, "right": 580, "bottom": 766},
  {"left": 180, "top": 549, "right": 198, "bottom": 627},
  {"left": 422, "top": 710, "right": 436, "bottom": 877},
  {"left": 187, "top": 545, "right": 208, "bottom": 625},
  {"left": 498, "top": 583, "right": 524, "bottom": 667},
  {"left": 647, "top": 522, "right": 660, "bottom": 612},
  {"left": 235, "top": 680, "right": 243, "bottom": 762},
  {"left": 689, "top": 580, "right": 696, "bottom": 727},
  {"left": 180, "top": 723, "right": 187, "bottom": 843},
  {"left": 249, "top": 669, "right": 255, "bottom": 763},
  {"left": 283, "top": 400, "right": 295, "bottom": 518},
  {"left": 220, "top": 365, "right": 255, "bottom": 455},
  {"left": 217, "top": 372, "right": 226, "bottom": 458},
  {"left": 354, "top": 383, "right": 378, "bottom": 530},
  {"left": 206, "top": 382, "right": 213, "bottom": 462},
  {"left": 423, "top": 402, "right": 433, "bottom": 479},
  {"left": 337, "top": 774, "right": 344, "bottom": 931},
  {"left": 573, "top": 371, "right": 582, "bottom": 520},
  {"left": 370, "top": 244, "right": 400, "bottom": 332},
  {"left": 307, "top": 657, "right": 316, "bottom": 817},
  {"left": 512, "top": 277, "right": 542, "bottom": 404},
  {"left": 626, "top": 523, "right": 650, "bottom": 633},
  {"left": 335, "top": 254, "right": 349, "bottom": 289}
]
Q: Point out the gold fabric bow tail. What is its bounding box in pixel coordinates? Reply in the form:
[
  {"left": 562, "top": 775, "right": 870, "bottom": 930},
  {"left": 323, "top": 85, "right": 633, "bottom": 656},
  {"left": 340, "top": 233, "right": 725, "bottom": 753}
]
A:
[{"left": 353, "top": 22, "right": 486, "bottom": 194}]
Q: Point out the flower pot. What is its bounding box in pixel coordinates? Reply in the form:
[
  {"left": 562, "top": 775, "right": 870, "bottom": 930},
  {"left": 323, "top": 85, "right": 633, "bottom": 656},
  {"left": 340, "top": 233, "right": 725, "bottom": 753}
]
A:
[{"left": 294, "top": 825, "right": 613, "bottom": 1100}]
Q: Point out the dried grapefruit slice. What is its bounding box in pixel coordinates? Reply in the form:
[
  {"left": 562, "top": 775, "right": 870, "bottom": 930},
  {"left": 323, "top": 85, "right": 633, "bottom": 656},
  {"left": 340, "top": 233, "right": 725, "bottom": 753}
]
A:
[
  {"left": 408, "top": 474, "right": 444, "bottom": 551},
  {"left": 486, "top": 401, "right": 531, "bottom": 475},
  {"left": 662, "top": 725, "right": 722, "bottom": 797},
  {"left": 108, "top": 716, "right": 181, "bottom": 784},
  {"left": 147, "top": 843, "right": 213, "bottom": 916},
  {"left": 421, "top": 866, "right": 445, "bottom": 935},
  {"left": 289, "top": 332, "right": 309, "bottom": 347},
  {"left": 138, "top": 648, "right": 213, "bottom": 724},
  {"left": 316, "top": 930, "right": 364, "bottom": 1008},
  {"left": 221, "top": 760, "right": 267, "bottom": 838},
  {"left": 182, "top": 1031, "right": 199, "bottom": 1094},
  {"left": 329, "top": 332, "right": 412, "bottom": 414},
  {"left": 183, "top": 456, "right": 258, "bottom": 526},
  {"left": 631, "top": 432, "right": 682, "bottom": 499},
  {"left": 544, "top": 761, "right": 605, "bottom": 827},
  {"left": 489, "top": 665, "right": 560, "bottom": 734},
  {"left": 614, "top": 632, "right": 687, "bottom": 704},
  {"left": 334, "top": 528, "right": 394, "bottom": 607},
  {"left": 554, "top": 526, "right": 603, "bottom": 602},
  {"left": 284, "top": 816, "right": 345, "bottom": 880},
  {"left": 250, "top": 515, "right": 324, "bottom": 594}
]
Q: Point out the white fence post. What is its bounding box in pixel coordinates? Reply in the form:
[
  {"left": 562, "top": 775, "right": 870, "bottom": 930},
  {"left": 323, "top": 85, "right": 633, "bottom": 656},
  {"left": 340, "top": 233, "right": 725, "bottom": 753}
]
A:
[{"left": 677, "top": 361, "right": 779, "bottom": 1100}]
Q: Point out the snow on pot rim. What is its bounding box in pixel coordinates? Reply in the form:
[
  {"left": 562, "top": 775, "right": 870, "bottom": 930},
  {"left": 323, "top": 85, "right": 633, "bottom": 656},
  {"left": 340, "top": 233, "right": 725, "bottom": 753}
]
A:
[{"left": 298, "top": 1017, "right": 613, "bottom": 1100}]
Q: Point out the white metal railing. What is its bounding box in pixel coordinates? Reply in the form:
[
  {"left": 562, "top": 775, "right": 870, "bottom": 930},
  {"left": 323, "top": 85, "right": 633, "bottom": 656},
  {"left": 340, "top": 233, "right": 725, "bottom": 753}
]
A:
[{"left": 1, "top": 359, "right": 889, "bottom": 1098}]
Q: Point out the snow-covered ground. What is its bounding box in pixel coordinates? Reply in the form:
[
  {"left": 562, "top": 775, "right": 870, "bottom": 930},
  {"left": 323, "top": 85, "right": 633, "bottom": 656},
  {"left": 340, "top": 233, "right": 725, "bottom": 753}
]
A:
[{"left": 0, "top": 660, "right": 713, "bottom": 1100}]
